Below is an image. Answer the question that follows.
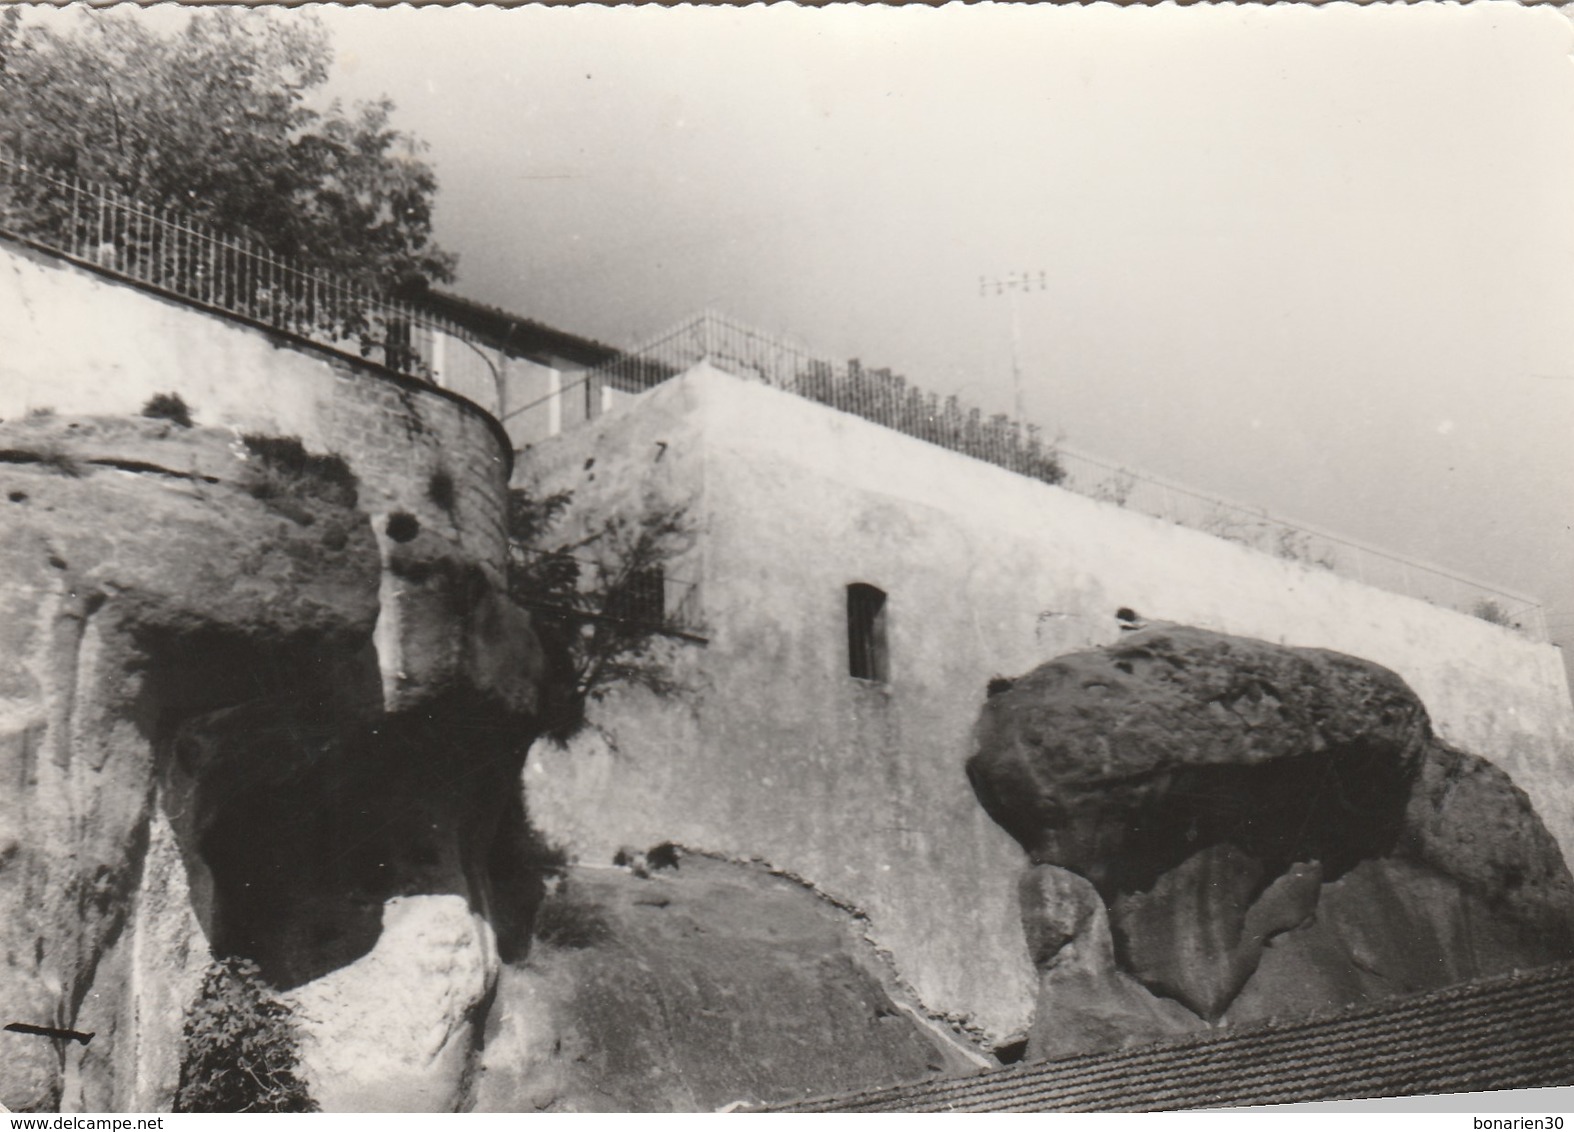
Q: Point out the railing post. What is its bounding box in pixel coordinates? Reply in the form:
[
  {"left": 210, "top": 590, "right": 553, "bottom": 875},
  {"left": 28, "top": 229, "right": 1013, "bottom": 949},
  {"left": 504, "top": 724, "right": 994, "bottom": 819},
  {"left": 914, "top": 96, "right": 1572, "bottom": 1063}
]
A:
[{"left": 69, "top": 175, "right": 81, "bottom": 258}]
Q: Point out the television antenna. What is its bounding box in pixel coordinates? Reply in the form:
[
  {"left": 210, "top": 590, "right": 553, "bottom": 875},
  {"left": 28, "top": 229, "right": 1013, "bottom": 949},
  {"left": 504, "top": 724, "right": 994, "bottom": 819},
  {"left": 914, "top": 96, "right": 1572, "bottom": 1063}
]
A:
[{"left": 979, "top": 270, "right": 1048, "bottom": 421}]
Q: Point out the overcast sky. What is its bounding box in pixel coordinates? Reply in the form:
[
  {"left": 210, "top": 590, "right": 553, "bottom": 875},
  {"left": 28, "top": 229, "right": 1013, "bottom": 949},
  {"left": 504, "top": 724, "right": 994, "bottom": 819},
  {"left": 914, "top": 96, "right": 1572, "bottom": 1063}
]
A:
[{"left": 73, "top": 4, "right": 1574, "bottom": 665}]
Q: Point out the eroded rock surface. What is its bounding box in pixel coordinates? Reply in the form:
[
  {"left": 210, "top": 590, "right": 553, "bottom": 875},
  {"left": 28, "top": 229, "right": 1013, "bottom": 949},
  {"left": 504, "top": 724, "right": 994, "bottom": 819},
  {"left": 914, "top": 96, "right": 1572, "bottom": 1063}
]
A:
[
  {"left": 1016, "top": 864, "right": 1198, "bottom": 1060},
  {"left": 968, "top": 625, "right": 1574, "bottom": 1058},
  {"left": 474, "top": 854, "right": 988, "bottom": 1112},
  {"left": 0, "top": 416, "right": 544, "bottom": 1112}
]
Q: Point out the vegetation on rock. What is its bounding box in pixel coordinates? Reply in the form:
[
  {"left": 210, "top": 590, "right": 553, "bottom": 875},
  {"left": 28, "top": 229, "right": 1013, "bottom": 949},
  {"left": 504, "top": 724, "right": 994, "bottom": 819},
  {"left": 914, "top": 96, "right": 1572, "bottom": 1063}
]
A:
[
  {"left": 140, "top": 392, "right": 193, "bottom": 428},
  {"left": 175, "top": 957, "right": 318, "bottom": 1113},
  {"left": 240, "top": 433, "right": 358, "bottom": 510}
]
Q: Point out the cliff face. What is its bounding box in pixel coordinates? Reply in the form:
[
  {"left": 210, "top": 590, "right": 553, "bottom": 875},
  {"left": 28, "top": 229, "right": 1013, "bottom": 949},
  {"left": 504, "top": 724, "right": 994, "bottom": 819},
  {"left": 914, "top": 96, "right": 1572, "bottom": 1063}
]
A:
[
  {"left": 968, "top": 625, "right": 1574, "bottom": 1059},
  {"left": 0, "top": 415, "right": 545, "bottom": 1112}
]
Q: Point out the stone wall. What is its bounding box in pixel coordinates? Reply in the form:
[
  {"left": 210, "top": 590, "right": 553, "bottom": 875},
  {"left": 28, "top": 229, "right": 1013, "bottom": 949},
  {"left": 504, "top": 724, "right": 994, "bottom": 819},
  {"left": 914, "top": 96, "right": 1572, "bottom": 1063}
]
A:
[{"left": 0, "top": 238, "right": 510, "bottom": 585}]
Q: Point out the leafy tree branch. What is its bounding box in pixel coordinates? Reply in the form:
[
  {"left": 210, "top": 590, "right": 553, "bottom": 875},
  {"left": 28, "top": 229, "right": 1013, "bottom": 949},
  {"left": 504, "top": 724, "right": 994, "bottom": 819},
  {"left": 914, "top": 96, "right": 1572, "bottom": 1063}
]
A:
[
  {"left": 0, "top": 8, "right": 453, "bottom": 291},
  {"left": 506, "top": 487, "right": 698, "bottom": 743}
]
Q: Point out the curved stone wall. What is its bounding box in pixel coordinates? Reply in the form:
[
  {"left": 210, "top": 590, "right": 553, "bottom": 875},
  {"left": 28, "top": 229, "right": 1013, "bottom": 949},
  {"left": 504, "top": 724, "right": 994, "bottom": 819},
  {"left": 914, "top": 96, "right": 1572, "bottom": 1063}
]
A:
[{"left": 0, "top": 238, "right": 510, "bottom": 584}]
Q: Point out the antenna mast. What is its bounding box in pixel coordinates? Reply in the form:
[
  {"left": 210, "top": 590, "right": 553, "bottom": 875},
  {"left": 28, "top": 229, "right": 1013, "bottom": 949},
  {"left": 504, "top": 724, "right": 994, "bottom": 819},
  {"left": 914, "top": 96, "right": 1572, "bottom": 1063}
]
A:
[{"left": 979, "top": 270, "right": 1047, "bottom": 422}]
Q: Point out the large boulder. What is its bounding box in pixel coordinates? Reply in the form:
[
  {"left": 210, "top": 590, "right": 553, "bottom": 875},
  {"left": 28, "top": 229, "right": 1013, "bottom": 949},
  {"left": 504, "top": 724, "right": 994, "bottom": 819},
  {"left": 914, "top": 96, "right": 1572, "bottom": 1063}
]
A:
[
  {"left": 474, "top": 853, "right": 990, "bottom": 1112},
  {"left": 967, "top": 625, "right": 1574, "bottom": 1057},
  {"left": 0, "top": 415, "right": 545, "bottom": 1112}
]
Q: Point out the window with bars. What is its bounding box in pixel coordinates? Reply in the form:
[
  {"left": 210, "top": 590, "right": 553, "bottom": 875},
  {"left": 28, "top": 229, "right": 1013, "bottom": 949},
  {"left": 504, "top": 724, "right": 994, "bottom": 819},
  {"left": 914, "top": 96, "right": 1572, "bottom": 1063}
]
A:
[
  {"left": 605, "top": 565, "right": 666, "bottom": 627},
  {"left": 846, "top": 583, "right": 889, "bottom": 683}
]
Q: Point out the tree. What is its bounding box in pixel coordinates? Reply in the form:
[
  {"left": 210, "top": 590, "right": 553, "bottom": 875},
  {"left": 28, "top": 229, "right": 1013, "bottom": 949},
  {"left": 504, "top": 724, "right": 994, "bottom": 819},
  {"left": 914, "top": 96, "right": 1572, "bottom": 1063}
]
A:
[
  {"left": 0, "top": 8, "right": 453, "bottom": 290},
  {"left": 0, "top": 10, "right": 20, "bottom": 77},
  {"left": 506, "top": 487, "right": 698, "bottom": 743}
]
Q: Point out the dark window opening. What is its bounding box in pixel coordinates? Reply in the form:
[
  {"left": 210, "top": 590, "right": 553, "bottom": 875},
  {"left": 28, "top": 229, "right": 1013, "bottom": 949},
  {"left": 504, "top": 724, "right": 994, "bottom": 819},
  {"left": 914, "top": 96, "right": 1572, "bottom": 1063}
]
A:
[
  {"left": 384, "top": 316, "right": 416, "bottom": 375},
  {"left": 606, "top": 565, "right": 666, "bottom": 627},
  {"left": 847, "top": 583, "right": 889, "bottom": 683}
]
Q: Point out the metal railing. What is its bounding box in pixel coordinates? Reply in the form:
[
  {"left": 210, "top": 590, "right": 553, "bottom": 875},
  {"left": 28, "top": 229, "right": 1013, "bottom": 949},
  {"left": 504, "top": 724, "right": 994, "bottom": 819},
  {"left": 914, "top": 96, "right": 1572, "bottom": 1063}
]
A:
[
  {"left": 1051, "top": 446, "right": 1548, "bottom": 639},
  {"left": 589, "top": 310, "right": 1066, "bottom": 485},
  {"left": 0, "top": 143, "right": 487, "bottom": 386},
  {"left": 582, "top": 311, "right": 1548, "bottom": 640}
]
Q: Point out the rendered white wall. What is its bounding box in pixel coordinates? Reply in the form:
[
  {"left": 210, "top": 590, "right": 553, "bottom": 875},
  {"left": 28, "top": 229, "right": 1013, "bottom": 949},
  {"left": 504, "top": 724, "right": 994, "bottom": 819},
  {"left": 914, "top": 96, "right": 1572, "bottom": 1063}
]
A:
[{"left": 519, "top": 363, "right": 1574, "bottom": 1041}]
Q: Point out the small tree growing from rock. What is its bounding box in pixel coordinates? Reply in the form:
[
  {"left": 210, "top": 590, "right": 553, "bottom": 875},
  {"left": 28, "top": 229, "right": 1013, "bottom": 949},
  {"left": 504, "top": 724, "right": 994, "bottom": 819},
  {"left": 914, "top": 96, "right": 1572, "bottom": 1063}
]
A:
[
  {"left": 505, "top": 486, "right": 696, "bottom": 742},
  {"left": 175, "top": 957, "right": 317, "bottom": 1113}
]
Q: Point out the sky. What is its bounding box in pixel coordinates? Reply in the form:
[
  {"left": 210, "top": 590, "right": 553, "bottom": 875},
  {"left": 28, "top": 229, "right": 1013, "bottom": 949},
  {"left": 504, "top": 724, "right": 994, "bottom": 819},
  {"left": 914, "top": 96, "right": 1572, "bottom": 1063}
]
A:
[
  {"left": 336, "top": 2, "right": 1574, "bottom": 677},
  {"left": 38, "top": 3, "right": 1574, "bottom": 670}
]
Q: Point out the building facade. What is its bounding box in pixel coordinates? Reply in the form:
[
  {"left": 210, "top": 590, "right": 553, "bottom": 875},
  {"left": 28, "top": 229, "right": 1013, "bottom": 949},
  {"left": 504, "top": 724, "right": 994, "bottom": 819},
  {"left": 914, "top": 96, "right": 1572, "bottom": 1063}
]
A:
[
  {"left": 414, "top": 290, "right": 621, "bottom": 450},
  {"left": 514, "top": 361, "right": 1574, "bottom": 1042}
]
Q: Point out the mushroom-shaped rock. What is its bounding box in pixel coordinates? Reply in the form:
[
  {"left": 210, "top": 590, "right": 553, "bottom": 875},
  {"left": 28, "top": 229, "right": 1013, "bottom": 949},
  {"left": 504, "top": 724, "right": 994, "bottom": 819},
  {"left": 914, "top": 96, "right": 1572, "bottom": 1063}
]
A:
[{"left": 968, "top": 626, "right": 1574, "bottom": 1051}]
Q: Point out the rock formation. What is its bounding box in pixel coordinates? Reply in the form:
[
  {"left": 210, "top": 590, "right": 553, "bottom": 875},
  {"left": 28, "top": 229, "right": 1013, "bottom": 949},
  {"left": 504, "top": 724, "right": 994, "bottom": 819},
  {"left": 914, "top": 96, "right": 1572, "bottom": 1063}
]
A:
[
  {"left": 967, "top": 625, "right": 1574, "bottom": 1059},
  {"left": 12, "top": 410, "right": 1572, "bottom": 1111},
  {"left": 474, "top": 851, "right": 987, "bottom": 1112},
  {"left": 0, "top": 413, "right": 972, "bottom": 1114},
  {"left": 0, "top": 414, "right": 545, "bottom": 1112}
]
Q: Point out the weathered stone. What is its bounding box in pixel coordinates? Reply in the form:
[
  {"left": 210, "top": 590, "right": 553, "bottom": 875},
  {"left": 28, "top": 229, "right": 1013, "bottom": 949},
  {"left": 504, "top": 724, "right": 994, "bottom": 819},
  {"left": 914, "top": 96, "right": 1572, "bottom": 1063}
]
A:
[
  {"left": 968, "top": 625, "right": 1432, "bottom": 883},
  {"left": 1107, "top": 847, "right": 1323, "bottom": 1021},
  {"left": 1019, "top": 864, "right": 1198, "bottom": 1059},
  {"left": 0, "top": 419, "right": 382, "bottom": 1112},
  {"left": 286, "top": 895, "right": 496, "bottom": 1113},
  {"left": 474, "top": 856, "right": 988, "bottom": 1113},
  {"left": 968, "top": 625, "right": 1574, "bottom": 1057},
  {"left": 0, "top": 416, "right": 545, "bottom": 1112}
]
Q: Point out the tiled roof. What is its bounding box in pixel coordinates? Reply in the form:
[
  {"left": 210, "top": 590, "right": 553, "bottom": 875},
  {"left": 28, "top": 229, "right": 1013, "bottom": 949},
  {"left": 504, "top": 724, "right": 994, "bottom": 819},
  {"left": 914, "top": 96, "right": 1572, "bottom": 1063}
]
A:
[{"left": 770, "top": 963, "right": 1574, "bottom": 1112}]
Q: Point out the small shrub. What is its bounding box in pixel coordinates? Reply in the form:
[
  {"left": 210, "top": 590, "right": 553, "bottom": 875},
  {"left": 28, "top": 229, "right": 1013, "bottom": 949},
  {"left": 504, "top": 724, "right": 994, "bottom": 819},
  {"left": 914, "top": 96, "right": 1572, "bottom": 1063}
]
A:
[
  {"left": 175, "top": 957, "right": 318, "bottom": 1113},
  {"left": 37, "top": 448, "right": 83, "bottom": 477},
  {"left": 241, "top": 434, "right": 358, "bottom": 509},
  {"left": 1274, "top": 527, "right": 1312, "bottom": 562},
  {"left": 508, "top": 488, "right": 573, "bottom": 545},
  {"left": 1026, "top": 446, "right": 1067, "bottom": 487},
  {"left": 141, "top": 392, "right": 194, "bottom": 428},
  {"left": 1198, "top": 507, "right": 1257, "bottom": 548},
  {"left": 26, "top": 406, "right": 54, "bottom": 419},
  {"left": 427, "top": 468, "right": 456, "bottom": 513},
  {"left": 507, "top": 485, "right": 698, "bottom": 744},
  {"left": 533, "top": 889, "right": 614, "bottom": 950},
  {"left": 645, "top": 841, "right": 681, "bottom": 871}
]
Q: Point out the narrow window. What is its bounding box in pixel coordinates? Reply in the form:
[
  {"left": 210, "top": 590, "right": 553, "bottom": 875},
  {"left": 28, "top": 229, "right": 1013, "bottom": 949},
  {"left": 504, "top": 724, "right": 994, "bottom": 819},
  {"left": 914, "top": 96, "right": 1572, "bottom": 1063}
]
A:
[{"left": 847, "top": 583, "right": 889, "bottom": 682}]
